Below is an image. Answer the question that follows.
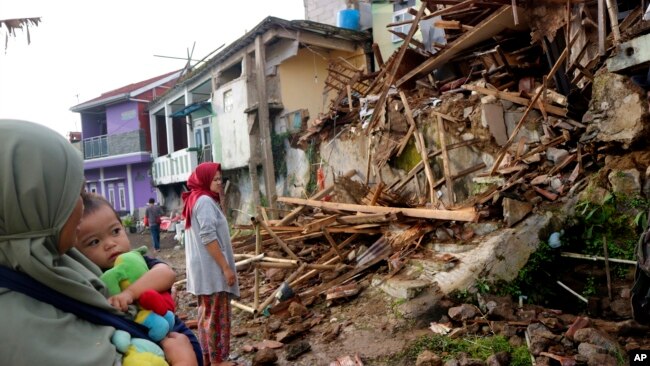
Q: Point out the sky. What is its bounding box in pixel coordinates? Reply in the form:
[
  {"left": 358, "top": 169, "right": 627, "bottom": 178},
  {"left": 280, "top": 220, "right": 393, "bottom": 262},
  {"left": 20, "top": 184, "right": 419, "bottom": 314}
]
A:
[{"left": 0, "top": 0, "right": 305, "bottom": 137}]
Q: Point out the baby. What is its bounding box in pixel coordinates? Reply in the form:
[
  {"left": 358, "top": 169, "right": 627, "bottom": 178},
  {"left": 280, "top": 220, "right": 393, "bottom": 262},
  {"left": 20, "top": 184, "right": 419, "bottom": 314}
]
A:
[
  {"left": 76, "top": 192, "right": 175, "bottom": 310},
  {"left": 76, "top": 192, "right": 202, "bottom": 364}
]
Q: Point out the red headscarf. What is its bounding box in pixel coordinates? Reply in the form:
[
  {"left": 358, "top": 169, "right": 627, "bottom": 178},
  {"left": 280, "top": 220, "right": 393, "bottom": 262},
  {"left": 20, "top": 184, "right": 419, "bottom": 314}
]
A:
[{"left": 181, "top": 162, "right": 221, "bottom": 229}]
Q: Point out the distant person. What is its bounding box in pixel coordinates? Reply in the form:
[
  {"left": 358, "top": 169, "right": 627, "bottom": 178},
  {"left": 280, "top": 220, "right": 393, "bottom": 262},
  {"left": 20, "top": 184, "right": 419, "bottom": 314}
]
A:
[
  {"left": 75, "top": 192, "right": 202, "bottom": 365},
  {"left": 182, "top": 162, "right": 240, "bottom": 366},
  {"left": 0, "top": 119, "right": 197, "bottom": 366},
  {"left": 145, "top": 198, "right": 164, "bottom": 252}
]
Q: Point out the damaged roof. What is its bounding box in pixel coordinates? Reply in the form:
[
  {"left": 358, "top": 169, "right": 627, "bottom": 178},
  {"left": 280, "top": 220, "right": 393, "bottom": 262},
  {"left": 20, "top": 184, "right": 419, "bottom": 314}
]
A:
[{"left": 149, "top": 16, "right": 371, "bottom": 110}]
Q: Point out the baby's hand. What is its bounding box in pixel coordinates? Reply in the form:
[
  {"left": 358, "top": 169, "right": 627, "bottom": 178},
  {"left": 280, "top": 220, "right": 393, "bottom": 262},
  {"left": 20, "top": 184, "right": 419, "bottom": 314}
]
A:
[
  {"left": 108, "top": 289, "right": 135, "bottom": 311},
  {"left": 161, "top": 332, "right": 197, "bottom": 366}
]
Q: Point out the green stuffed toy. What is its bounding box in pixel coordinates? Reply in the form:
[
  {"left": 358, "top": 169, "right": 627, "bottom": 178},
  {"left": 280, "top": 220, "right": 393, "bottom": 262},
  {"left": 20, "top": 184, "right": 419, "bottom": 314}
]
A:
[
  {"left": 100, "top": 246, "right": 175, "bottom": 341},
  {"left": 112, "top": 330, "right": 169, "bottom": 366}
]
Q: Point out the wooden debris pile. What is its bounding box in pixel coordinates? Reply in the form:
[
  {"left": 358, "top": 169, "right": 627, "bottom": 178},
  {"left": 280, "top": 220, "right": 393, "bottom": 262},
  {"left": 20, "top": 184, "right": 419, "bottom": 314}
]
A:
[
  {"left": 299, "top": 1, "right": 650, "bottom": 218},
  {"left": 229, "top": 1, "right": 650, "bottom": 325},
  {"left": 229, "top": 167, "right": 479, "bottom": 316}
]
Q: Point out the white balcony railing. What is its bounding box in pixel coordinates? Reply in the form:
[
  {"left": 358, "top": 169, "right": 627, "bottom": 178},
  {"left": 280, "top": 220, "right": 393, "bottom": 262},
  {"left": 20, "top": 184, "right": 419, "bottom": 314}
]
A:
[{"left": 152, "top": 148, "right": 199, "bottom": 185}]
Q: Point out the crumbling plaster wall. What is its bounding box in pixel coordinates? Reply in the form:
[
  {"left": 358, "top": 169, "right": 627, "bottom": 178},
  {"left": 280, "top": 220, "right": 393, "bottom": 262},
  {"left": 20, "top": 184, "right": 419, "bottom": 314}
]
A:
[{"left": 583, "top": 71, "right": 649, "bottom": 149}]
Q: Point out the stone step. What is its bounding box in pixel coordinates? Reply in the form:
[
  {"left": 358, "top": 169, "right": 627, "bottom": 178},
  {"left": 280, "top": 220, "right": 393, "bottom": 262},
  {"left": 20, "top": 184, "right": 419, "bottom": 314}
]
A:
[{"left": 372, "top": 276, "right": 430, "bottom": 300}]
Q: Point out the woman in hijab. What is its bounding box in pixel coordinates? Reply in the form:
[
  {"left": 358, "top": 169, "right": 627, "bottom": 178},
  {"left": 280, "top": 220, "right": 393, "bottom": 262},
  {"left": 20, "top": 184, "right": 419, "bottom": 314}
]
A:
[
  {"left": 0, "top": 120, "right": 196, "bottom": 366},
  {"left": 182, "top": 162, "right": 239, "bottom": 366}
]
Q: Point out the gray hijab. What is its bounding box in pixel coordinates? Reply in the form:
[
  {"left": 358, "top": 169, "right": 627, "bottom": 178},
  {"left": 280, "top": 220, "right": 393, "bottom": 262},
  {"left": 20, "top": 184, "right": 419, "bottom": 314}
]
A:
[{"left": 0, "top": 119, "right": 119, "bottom": 365}]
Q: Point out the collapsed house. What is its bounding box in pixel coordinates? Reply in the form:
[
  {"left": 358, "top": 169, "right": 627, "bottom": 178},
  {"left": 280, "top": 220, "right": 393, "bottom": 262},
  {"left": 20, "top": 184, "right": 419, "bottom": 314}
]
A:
[
  {"left": 160, "top": 1, "right": 650, "bottom": 364},
  {"left": 223, "top": 0, "right": 649, "bottom": 318}
]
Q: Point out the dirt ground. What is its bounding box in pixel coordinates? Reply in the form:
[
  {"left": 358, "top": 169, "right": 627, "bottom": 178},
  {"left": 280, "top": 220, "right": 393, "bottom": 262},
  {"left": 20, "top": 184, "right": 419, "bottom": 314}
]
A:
[{"left": 127, "top": 229, "right": 426, "bottom": 365}]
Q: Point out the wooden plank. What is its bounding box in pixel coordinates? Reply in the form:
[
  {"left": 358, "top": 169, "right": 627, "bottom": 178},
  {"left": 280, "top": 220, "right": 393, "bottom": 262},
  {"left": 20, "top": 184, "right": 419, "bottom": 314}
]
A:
[
  {"left": 431, "top": 110, "right": 460, "bottom": 123},
  {"left": 388, "top": 30, "right": 427, "bottom": 51},
  {"left": 372, "top": 42, "right": 385, "bottom": 67},
  {"left": 327, "top": 227, "right": 383, "bottom": 234},
  {"left": 395, "top": 122, "right": 416, "bottom": 157},
  {"left": 277, "top": 197, "right": 478, "bottom": 222},
  {"left": 434, "top": 20, "right": 462, "bottom": 29},
  {"left": 336, "top": 212, "right": 398, "bottom": 225},
  {"left": 367, "top": 2, "right": 427, "bottom": 132},
  {"left": 323, "top": 229, "right": 345, "bottom": 261},
  {"left": 347, "top": 84, "right": 353, "bottom": 110},
  {"left": 462, "top": 84, "right": 567, "bottom": 116},
  {"left": 534, "top": 186, "right": 559, "bottom": 201},
  {"left": 390, "top": 139, "right": 483, "bottom": 191},
  {"left": 433, "top": 163, "right": 486, "bottom": 189},
  {"left": 255, "top": 35, "right": 278, "bottom": 217},
  {"left": 399, "top": 91, "right": 438, "bottom": 205},
  {"left": 252, "top": 216, "right": 300, "bottom": 260},
  {"left": 605, "top": 0, "right": 620, "bottom": 46},
  {"left": 437, "top": 114, "right": 455, "bottom": 205},
  {"left": 397, "top": 5, "right": 521, "bottom": 87},
  {"left": 277, "top": 169, "right": 356, "bottom": 225},
  {"left": 369, "top": 182, "right": 384, "bottom": 206},
  {"left": 302, "top": 215, "right": 339, "bottom": 234},
  {"left": 488, "top": 81, "right": 545, "bottom": 175}
]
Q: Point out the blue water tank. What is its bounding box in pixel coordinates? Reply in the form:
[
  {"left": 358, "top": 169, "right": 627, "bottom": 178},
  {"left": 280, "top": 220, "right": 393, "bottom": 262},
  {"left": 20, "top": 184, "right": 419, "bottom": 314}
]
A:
[{"left": 337, "top": 9, "right": 360, "bottom": 30}]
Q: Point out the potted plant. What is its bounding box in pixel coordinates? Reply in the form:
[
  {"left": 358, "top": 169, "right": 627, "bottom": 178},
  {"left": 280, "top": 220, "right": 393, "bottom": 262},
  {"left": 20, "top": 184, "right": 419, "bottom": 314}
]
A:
[{"left": 122, "top": 215, "right": 137, "bottom": 233}]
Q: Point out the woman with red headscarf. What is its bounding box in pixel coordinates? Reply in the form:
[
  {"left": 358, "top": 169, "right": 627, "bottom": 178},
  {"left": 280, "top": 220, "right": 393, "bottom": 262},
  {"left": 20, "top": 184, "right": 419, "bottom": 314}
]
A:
[{"left": 182, "top": 162, "right": 240, "bottom": 366}]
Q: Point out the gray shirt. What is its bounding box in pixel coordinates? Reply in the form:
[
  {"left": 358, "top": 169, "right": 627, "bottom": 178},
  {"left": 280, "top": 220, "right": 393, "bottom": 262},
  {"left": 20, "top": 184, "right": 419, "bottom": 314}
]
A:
[
  {"left": 145, "top": 204, "right": 164, "bottom": 226},
  {"left": 184, "top": 195, "right": 240, "bottom": 297}
]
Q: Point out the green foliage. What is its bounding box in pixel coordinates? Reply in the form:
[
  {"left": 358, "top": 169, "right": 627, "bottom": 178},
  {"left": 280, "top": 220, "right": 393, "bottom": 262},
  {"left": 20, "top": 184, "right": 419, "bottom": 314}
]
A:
[
  {"left": 475, "top": 278, "right": 491, "bottom": 294},
  {"left": 495, "top": 242, "right": 557, "bottom": 303},
  {"left": 570, "top": 194, "right": 639, "bottom": 264},
  {"left": 390, "top": 298, "right": 407, "bottom": 319},
  {"left": 582, "top": 276, "right": 597, "bottom": 297},
  {"left": 449, "top": 287, "right": 475, "bottom": 304},
  {"left": 404, "top": 334, "right": 531, "bottom": 365},
  {"left": 259, "top": 193, "right": 269, "bottom": 208},
  {"left": 121, "top": 215, "right": 135, "bottom": 228},
  {"left": 304, "top": 141, "right": 319, "bottom": 197},
  {"left": 393, "top": 139, "right": 421, "bottom": 172},
  {"left": 271, "top": 131, "right": 290, "bottom": 179}
]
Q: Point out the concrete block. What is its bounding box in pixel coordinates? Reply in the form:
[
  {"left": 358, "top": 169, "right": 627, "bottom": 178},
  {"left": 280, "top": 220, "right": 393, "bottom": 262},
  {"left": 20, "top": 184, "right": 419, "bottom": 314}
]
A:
[
  {"left": 481, "top": 103, "right": 507, "bottom": 146},
  {"left": 372, "top": 277, "right": 430, "bottom": 300}
]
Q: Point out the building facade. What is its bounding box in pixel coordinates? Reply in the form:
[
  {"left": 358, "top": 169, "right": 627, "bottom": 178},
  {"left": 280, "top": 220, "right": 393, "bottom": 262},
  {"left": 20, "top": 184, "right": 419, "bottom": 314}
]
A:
[{"left": 71, "top": 71, "right": 181, "bottom": 216}]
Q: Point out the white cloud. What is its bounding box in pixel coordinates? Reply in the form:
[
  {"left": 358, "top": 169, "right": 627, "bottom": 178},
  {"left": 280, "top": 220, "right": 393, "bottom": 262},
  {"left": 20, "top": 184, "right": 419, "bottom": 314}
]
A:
[{"left": 0, "top": 0, "right": 305, "bottom": 136}]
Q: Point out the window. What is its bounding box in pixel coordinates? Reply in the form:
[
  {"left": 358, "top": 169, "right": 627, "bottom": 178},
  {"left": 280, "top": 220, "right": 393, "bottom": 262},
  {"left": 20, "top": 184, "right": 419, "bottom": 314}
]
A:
[
  {"left": 195, "top": 129, "right": 202, "bottom": 148},
  {"left": 204, "top": 128, "right": 211, "bottom": 146},
  {"left": 193, "top": 116, "right": 211, "bottom": 148},
  {"left": 118, "top": 183, "right": 126, "bottom": 210},
  {"left": 223, "top": 90, "right": 233, "bottom": 113},
  {"left": 107, "top": 185, "right": 115, "bottom": 208},
  {"left": 89, "top": 183, "right": 97, "bottom": 193},
  {"left": 392, "top": 7, "right": 415, "bottom": 43}
]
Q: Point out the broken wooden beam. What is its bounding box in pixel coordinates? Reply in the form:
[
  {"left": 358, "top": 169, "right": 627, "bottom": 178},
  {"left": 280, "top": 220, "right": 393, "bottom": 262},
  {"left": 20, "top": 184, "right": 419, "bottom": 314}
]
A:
[
  {"left": 336, "top": 212, "right": 400, "bottom": 225},
  {"left": 323, "top": 229, "right": 346, "bottom": 262},
  {"left": 277, "top": 197, "right": 478, "bottom": 222},
  {"left": 462, "top": 84, "right": 567, "bottom": 117},
  {"left": 302, "top": 215, "right": 338, "bottom": 234},
  {"left": 400, "top": 91, "right": 438, "bottom": 206},
  {"left": 277, "top": 169, "right": 356, "bottom": 225},
  {"left": 396, "top": 6, "right": 519, "bottom": 87},
  {"left": 252, "top": 216, "right": 300, "bottom": 260}
]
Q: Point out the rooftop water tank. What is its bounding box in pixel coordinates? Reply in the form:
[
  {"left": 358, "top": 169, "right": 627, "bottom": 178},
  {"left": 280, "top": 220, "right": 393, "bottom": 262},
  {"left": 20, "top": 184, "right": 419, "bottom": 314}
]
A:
[{"left": 337, "top": 9, "right": 360, "bottom": 31}]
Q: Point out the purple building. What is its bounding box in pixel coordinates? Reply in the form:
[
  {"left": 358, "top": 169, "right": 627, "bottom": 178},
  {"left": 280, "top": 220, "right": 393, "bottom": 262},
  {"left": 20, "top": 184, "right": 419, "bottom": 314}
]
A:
[{"left": 71, "top": 71, "right": 181, "bottom": 215}]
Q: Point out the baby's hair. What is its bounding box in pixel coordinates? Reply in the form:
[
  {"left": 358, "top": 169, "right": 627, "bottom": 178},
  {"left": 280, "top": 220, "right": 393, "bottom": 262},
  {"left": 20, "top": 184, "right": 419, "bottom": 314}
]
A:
[{"left": 81, "top": 192, "right": 121, "bottom": 223}]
